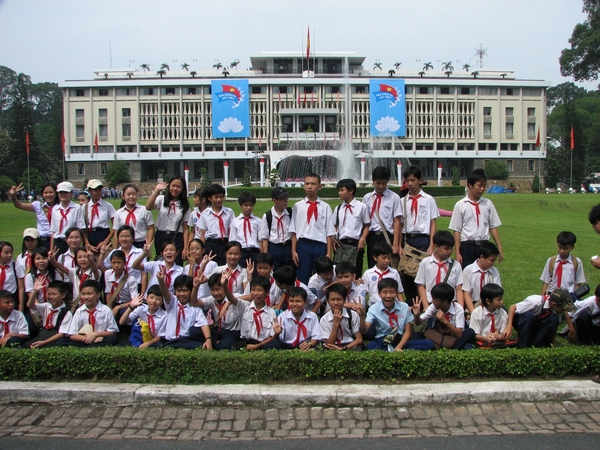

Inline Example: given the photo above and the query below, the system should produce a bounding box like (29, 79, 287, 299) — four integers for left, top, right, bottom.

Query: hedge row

(1, 346, 599, 384)
(226, 186, 465, 199)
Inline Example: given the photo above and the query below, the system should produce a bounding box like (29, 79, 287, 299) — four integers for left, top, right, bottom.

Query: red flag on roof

(94, 132, 99, 153)
(535, 128, 540, 148)
(61, 131, 66, 155)
(25, 130, 30, 155)
(570, 126, 574, 150)
(306, 27, 311, 65)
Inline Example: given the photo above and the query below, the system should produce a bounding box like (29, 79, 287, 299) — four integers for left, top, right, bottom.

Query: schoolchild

(230, 192, 261, 274)
(569, 284, 600, 345)
(186, 238, 218, 300)
(16, 228, 41, 283)
(360, 278, 434, 351)
(290, 173, 336, 284)
(399, 166, 440, 302)
(307, 256, 336, 309)
(189, 273, 241, 350)
(157, 271, 213, 349)
(49, 181, 86, 256)
(505, 288, 575, 349)
(78, 191, 90, 206)
(9, 182, 58, 250)
(187, 187, 210, 243)
(274, 287, 320, 350)
(56, 227, 85, 291)
(362, 242, 403, 305)
(461, 242, 501, 313)
(334, 261, 367, 310)
(204, 241, 248, 295)
(101, 226, 146, 294)
(362, 166, 402, 268)
(414, 230, 463, 310)
(540, 231, 585, 296)
(320, 283, 363, 350)
(50, 247, 100, 310)
(449, 169, 503, 268)
(84, 179, 116, 253)
(120, 287, 167, 348)
(0, 243, 19, 306)
(58, 280, 118, 347)
(469, 283, 508, 346)
(272, 265, 319, 313)
(132, 241, 183, 296)
(413, 282, 476, 350)
(25, 280, 72, 348)
(258, 186, 293, 269)
(103, 250, 139, 320)
(242, 253, 278, 307)
(113, 184, 155, 249)
(146, 176, 190, 266)
(25, 246, 59, 307)
(198, 183, 234, 266)
(221, 273, 281, 350)
(333, 178, 370, 278)
(0, 289, 29, 347)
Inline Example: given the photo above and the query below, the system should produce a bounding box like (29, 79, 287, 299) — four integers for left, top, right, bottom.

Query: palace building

(60, 51, 549, 186)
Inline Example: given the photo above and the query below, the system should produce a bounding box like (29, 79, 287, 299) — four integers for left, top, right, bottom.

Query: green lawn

(2, 192, 600, 307)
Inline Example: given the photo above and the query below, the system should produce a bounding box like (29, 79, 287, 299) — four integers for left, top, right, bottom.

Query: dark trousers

(53, 238, 69, 256)
(25, 328, 58, 348)
(155, 230, 185, 266)
(88, 228, 110, 248)
(205, 238, 228, 266)
(574, 310, 600, 345)
(246, 337, 284, 350)
(514, 312, 559, 348)
(268, 242, 293, 269)
(367, 336, 435, 351)
(453, 327, 476, 350)
(459, 241, 488, 269)
(1, 336, 26, 348)
(240, 248, 260, 278)
(163, 336, 205, 349)
(296, 238, 327, 285)
(57, 334, 119, 347)
(39, 237, 52, 251)
(366, 232, 394, 268)
(189, 326, 240, 350)
(133, 241, 145, 249)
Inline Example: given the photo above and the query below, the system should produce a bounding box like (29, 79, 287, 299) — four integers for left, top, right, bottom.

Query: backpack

(548, 256, 578, 281)
(265, 207, 293, 231)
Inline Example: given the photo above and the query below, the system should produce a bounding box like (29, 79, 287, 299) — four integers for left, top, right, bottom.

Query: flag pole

(25, 129, 31, 199)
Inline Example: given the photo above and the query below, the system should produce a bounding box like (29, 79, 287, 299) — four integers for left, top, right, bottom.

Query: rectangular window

(76, 125, 84, 138)
(330, 86, 340, 94)
(505, 107, 513, 116)
(161, 87, 178, 95)
(99, 124, 108, 137)
(418, 87, 432, 95)
(303, 86, 314, 94)
(100, 163, 108, 175)
(405, 86, 413, 94)
(527, 107, 535, 117)
(75, 109, 84, 118)
(183, 87, 197, 95)
(279, 86, 288, 94)
(501, 88, 519, 96)
(506, 160, 514, 172)
(77, 163, 85, 175)
(122, 123, 131, 137)
(99, 109, 108, 118)
(505, 122, 514, 135)
(523, 88, 542, 96)
(122, 108, 131, 117)
(140, 88, 155, 95)
(96, 89, 110, 96)
(438, 87, 454, 95)
(483, 107, 491, 116)
(460, 87, 474, 95)
(251, 86, 263, 94)
(527, 122, 536, 136)
(116, 88, 136, 96)
(478, 87, 497, 95)
(353, 86, 368, 94)
(483, 122, 492, 135)
(73, 89, 87, 97)
(527, 160, 535, 172)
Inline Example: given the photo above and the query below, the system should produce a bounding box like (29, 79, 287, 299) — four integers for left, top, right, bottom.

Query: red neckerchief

(125, 206, 137, 226)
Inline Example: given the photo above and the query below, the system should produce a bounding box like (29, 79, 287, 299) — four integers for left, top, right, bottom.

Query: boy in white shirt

(469, 283, 509, 346)
(307, 257, 335, 310)
(198, 184, 235, 266)
(570, 284, 600, 345)
(120, 287, 167, 348)
(230, 192, 261, 276)
(258, 187, 293, 269)
(461, 242, 501, 313)
(0, 290, 29, 348)
(320, 284, 363, 350)
(540, 231, 585, 296)
(274, 287, 320, 350)
(362, 242, 403, 305)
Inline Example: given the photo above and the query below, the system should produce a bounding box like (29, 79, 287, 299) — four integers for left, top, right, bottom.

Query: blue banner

(369, 79, 406, 137)
(212, 80, 250, 138)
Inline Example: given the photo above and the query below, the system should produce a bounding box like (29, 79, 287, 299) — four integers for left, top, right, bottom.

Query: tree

(373, 61, 382, 71)
(472, 71, 479, 78)
(532, 173, 541, 193)
(199, 166, 211, 188)
(190, 71, 197, 78)
(181, 63, 189, 71)
(451, 166, 460, 186)
(442, 61, 454, 72)
(4, 73, 34, 182)
(394, 62, 402, 70)
(222, 69, 230, 77)
(20, 167, 44, 194)
(242, 165, 252, 187)
(0, 66, 18, 130)
(484, 160, 509, 180)
(462, 63, 471, 72)
(0, 174, 15, 191)
(388, 69, 395, 77)
(160, 63, 170, 72)
(105, 160, 131, 185)
(560, 0, 600, 81)
(423, 62, 433, 71)
(140, 63, 150, 72)
(213, 61, 222, 71)
(157, 70, 166, 78)
(230, 59, 240, 70)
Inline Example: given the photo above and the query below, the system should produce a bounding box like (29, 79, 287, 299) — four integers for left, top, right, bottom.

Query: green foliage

(484, 160, 509, 180)
(226, 186, 465, 199)
(532, 174, 541, 193)
(105, 160, 130, 185)
(0, 346, 599, 384)
(20, 167, 44, 194)
(163, 173, 171, 183)
(451, 166, 460, 186)
(269, 168, 279, 186)
(199, 166, 211, 188)
(242, 165, 252, 187)
(0, 174, 15, 190)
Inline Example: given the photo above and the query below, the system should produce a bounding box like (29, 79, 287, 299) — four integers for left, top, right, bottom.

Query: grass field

(2, 192, 600, 307)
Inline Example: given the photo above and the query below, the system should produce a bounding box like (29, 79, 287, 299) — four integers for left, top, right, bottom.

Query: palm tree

(442, 61, 454, 73)
(213, 61, 222, 71)
(445, 70, 453, 78)
(230, 59, 240, 70)
(418, 71, 425, 78)
(160, 63, 170, 72)
(388, 69, 395, 77)
(462, 63, 471, 72)
(394, 62, 402, 70)
(127, 72, 133, 79)
(190, 71, 197, 78)
(423, 62, 433, 71)
(472, 71, 479, 79)
(140, 63, 150, 72)
(181, 63, 189, 71)
(222, 68, 230, 77)
(157, 70, 166, 78)
(373, 60, 382, 71)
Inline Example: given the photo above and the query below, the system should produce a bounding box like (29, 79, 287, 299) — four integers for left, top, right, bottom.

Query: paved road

(0, 400, 599, 441)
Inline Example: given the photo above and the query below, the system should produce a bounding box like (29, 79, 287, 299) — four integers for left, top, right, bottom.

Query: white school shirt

(230, 213, 261, 249)
(187, 260, 218, 299)
(259, 207, 292, 244)
(420, 301, 465, 329)
(142, 261, 184, 296)
(33, 302, 73, 333)
(362, 188, 402, 233)
(271, 280, 318, 309)
(128, 304, 167, 338)
(198, 206, 235, 239)
(307, 272, 337, 304)
(50, 202, 85, 239)
(242, 276, 279, 307)
(469, 305, 508, 336)
(202, 296, 241, 331)
(164, 294, 207, 340)
(0, 262, 18, 294)
(16, 252, 33, 279)
(448, 196, 502, 242)
(345, 282, 368, 309)
(333, 199, 370, 240)
(67, 268, 98, 303)
(58, 250, 76, 282)
(277, 309, 320, 345)
(362, 266, 403, 305)
(153, 195, 190, 233)
(289, 197, 336, 244)
(514, 294, 551, 316)
(31, 201, 54, 238)
(209, 265, 247, 295)
(401, 190, 440, 235)
(85, 198, 116, 229)
(320, 308, 361, 345)
(103, 247, 145, 285)
(104, 269, 139, 305)
(0, 310, 29, 337)
(539, 255, 585, 293)
(25, 271, 58, 303)
(414, 256, 463, 303)
(113, 204, 155, 242)
(188, 207, 204, 239)
(238, 300, 277, 341)
(460, 262, 501, 303)
(67, 302, 119, 335)
(572, 296, 600, 326)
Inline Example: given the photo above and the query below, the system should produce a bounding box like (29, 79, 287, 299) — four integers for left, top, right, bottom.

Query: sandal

(592, 375, 600, 384)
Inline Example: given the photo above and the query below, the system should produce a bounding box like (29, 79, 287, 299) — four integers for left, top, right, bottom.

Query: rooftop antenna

(474, 44, 487, 69)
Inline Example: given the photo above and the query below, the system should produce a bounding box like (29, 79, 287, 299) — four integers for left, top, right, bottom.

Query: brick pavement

(1, 401, 600, 441)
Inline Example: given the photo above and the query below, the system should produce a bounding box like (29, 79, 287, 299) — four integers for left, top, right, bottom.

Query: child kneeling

(320, 283, 363, 350)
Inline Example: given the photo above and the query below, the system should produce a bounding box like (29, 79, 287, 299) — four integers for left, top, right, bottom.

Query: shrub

(105, 160, 130, 185)
(484, 160, 509, 180)
(451, 166, 460, 186)
(242, 166, 252, 187)
(532, 174, 541, 193)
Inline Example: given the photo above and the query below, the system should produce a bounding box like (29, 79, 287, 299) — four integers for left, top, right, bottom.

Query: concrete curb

(1, 380, 600, 408)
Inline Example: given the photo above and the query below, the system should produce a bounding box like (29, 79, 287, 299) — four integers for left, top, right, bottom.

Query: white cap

(56, 181, 75, 193)
(23, 228, 40, 239)
(87, 179, 103, 189)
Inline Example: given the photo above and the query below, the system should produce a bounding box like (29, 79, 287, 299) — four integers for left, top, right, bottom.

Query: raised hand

(155, 182, 168, 192)
(272, 319, 282, 335)
(157, 266, 165, 282)
(411, 297, 422, 315)
(245, 259, 254, 275)
(130, 293, 144, 308)
(33, 276, 47, 292)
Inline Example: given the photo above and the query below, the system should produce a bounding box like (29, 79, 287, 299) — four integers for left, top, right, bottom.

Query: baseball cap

(56, 181, 75, 193)
(87, 179, 103, 190)
(549, 289, 576, 312)
(23, 228, 40, 239)
(271, 186, 289, 199)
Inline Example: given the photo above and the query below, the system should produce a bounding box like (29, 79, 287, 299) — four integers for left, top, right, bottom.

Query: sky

(0, 0, 596, 90)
